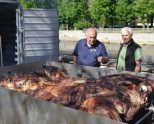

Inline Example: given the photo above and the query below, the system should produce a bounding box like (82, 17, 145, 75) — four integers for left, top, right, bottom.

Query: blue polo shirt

(73, 38, 108, 67)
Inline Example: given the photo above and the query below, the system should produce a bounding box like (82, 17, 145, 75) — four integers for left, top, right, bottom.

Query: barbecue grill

(0, 61, 154, 124)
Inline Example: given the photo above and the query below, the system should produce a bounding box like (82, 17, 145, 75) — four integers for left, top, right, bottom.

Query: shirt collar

(84, 39, 98, 48)
(83, 40, 93, 48)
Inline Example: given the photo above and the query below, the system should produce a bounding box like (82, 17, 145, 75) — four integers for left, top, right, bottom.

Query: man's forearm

(135, 60, 141, 72)
(135, 65, 141, 72)
(73, 56, 77, 64)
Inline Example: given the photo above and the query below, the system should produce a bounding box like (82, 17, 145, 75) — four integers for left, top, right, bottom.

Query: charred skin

(81, 96, 122, 122)
(0, 65, 154, 122)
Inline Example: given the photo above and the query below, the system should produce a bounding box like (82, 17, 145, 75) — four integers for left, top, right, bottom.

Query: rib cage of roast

(0, 65, 154, 123)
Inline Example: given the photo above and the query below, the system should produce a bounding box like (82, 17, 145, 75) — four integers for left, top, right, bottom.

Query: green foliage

(19, 0, 35, 8)
(57, 0, 78, 29)
(19, 0, 56, 8)
(133, 0, 154, 27)
(135, 0, 154, 17)
(57, 0, 90, 29)
(19, 0, 154, 29)
(74, 19, 92, 29)
(115, 0, 134, 26)
(89, 0, 110, 27)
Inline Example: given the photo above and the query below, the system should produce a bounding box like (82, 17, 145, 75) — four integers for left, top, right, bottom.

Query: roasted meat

(81, 96, 122, 121)
(0, 65, 154, 123)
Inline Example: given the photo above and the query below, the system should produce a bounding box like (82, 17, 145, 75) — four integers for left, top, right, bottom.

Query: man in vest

(116, 27, 142, 72)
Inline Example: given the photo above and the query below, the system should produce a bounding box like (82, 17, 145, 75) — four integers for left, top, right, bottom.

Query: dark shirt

(73, 38, 108, 67)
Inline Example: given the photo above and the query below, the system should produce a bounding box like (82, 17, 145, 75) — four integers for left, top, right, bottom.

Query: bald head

(86, 28, 97, 46)
(86, 28, 97, 36)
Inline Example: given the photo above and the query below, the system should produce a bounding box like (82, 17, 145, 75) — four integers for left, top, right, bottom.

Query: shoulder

(78, 38, 86, 42)
(135, 47, 142, 53)
(96, 40, 105, 47)
(128, 41, 141, 52)
(134, 42, 141, 48)
(131, 40, 141, 48)
(135, 48, 142, 60)
(77, 38, 86, 44)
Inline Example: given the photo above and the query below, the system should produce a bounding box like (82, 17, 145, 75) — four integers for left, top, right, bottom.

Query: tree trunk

(150, 16, 153, 28)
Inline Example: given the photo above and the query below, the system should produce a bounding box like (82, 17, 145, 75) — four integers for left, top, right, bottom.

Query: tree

(115, 0, 134, 27)
(57, 0, 91, 29)
(133, 0, 154, 28)
(57, 0, 78, 29)
(19, 0, 56, 8)
(108, 0, 117, 27)
(19, 0, 154, 29)
(89, 0, 111, 27)
(19, 0, 36, 8)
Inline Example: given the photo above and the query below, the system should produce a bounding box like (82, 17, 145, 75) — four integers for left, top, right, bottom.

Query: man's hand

(97, 56, 109, 64)
(97, 56, 103, 63)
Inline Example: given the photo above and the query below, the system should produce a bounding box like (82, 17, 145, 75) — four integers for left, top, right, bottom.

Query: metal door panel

(23, 9, 59, 63)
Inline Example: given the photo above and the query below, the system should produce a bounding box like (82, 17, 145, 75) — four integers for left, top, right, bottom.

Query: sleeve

(100, 44, 108, 57)
(72, 42, 78, 56)
(134, 47, 142, 61)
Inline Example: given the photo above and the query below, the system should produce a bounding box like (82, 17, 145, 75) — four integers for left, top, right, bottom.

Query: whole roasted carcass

(0, 65, 154, 123)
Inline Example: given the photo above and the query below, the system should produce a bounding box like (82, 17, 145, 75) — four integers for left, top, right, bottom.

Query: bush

(74, 20, 92, 30)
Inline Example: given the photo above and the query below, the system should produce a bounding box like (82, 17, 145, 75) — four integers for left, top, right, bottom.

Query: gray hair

(121, 27, 133, 35)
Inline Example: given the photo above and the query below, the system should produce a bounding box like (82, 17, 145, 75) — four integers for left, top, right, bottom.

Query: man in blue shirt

(73, 28, 109, 67)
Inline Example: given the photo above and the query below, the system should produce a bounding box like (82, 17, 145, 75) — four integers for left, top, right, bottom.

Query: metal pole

(0, 36, 3, 67)
(135, 110, 153, 124)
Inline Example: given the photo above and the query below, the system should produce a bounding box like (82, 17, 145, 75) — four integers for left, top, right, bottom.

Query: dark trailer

(0, 0, 59, 67)
(0, 0, 18, 66)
